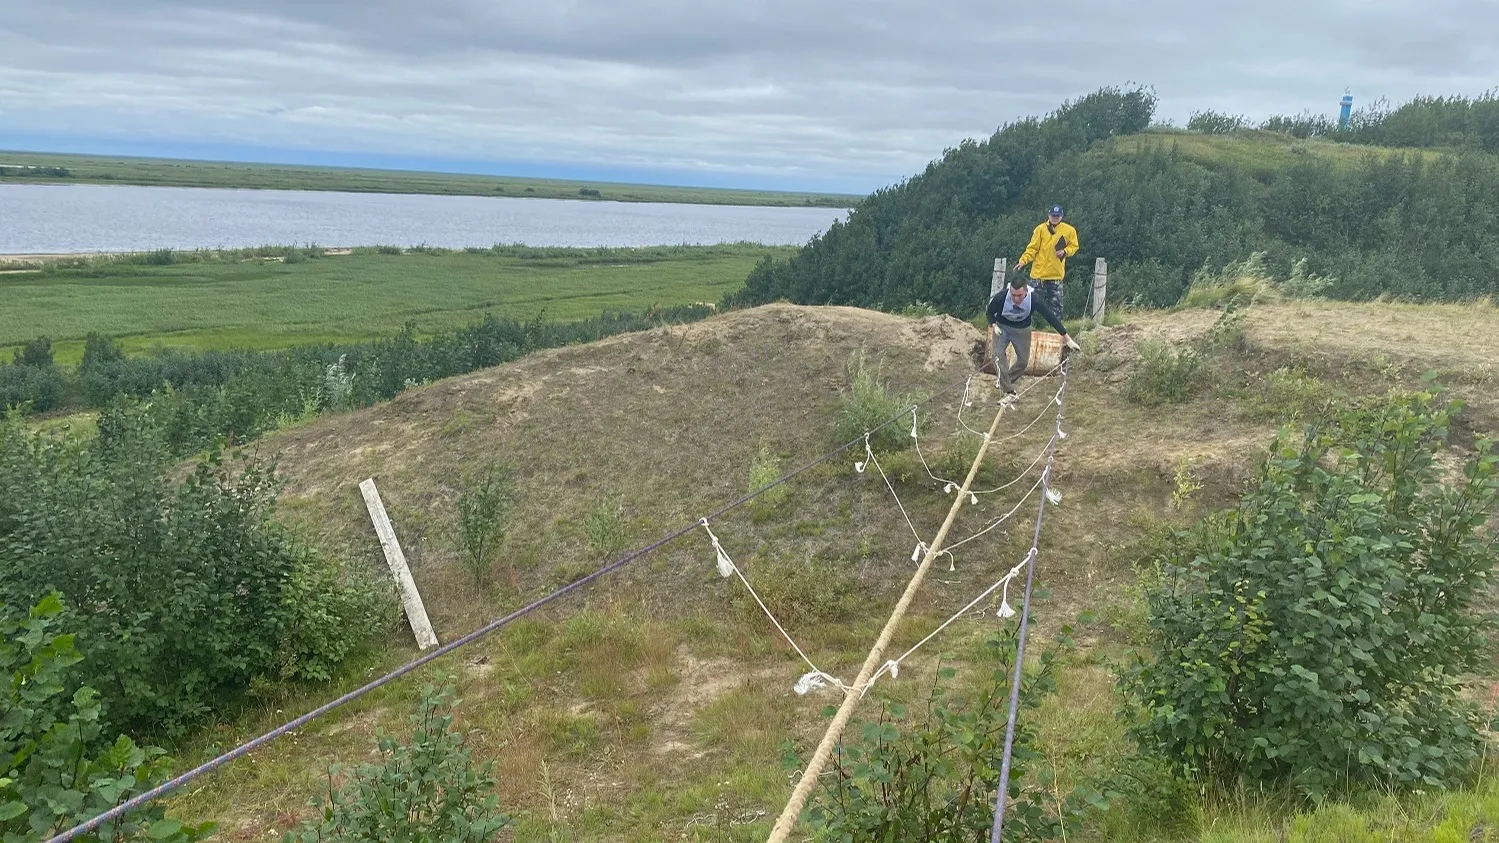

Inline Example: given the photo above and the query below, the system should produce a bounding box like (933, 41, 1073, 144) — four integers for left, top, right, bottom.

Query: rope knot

(794, 671, 836, 696)
(854, 433, 873, 473)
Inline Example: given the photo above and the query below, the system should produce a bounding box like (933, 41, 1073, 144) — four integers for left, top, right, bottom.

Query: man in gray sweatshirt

(987, 274, 1081, 402)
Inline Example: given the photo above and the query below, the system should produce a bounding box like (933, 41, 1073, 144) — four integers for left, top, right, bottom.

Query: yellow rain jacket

(1017, 220, 1079, 281)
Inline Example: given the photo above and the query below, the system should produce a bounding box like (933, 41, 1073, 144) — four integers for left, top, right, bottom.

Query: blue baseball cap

(1049, 204, 1064, 216)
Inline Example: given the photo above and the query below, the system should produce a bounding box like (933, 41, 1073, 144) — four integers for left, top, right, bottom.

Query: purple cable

(44, 367, 980, 843)
(990, 358, 1069, 843)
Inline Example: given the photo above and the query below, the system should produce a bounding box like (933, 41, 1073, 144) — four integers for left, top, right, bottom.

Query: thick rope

(990, 357, 1070, 842)
(765, 396, 1014, 843)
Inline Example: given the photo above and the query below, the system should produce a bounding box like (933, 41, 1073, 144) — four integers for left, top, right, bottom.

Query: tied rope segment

(765, 390, 1024, 843)
(766, 358, 1072, 843)
(42, 365, 987, 843)
(990, 356, 1071, 843)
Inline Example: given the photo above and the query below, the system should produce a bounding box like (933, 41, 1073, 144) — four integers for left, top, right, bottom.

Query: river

(0, 183, 849, 254)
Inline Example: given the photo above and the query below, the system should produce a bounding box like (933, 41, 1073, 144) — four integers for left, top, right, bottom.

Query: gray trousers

(993, 325, 1032, 393)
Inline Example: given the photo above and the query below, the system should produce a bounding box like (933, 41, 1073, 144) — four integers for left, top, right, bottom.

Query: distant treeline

(725, 87, 1499, 318)
(0, 165, 71, 177)
(2, 303, 713, 454)
(1195, 90, 1499, 151)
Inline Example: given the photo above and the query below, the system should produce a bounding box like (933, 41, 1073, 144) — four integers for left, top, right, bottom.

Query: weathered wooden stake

(359, 477, 439, 650)
(983, 258, 1008, 375)
(1091, 257, 1108, 327)
(990, 257, 1007, 300)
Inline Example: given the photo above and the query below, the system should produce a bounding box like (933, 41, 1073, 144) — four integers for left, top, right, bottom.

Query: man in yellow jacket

(1015, 204, 1079, 324)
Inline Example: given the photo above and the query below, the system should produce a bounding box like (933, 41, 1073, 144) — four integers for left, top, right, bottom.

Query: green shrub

(0, 362, 66, 413)
(747, 444, 790, 521)
(1187, 110, 1248, 134)
(736, 554, 860, 627)
(13, 336, 54, 368)
(800, 625, 1094, 841)
(455, 461, 517, 589)
(928, 430, 1000, 488)
(582, 496, 626, 556)
(1125, 339, 1206, 406)
(0, 408, 391, 736)
(1, 594, 215, 842)
(835, 351, 925, 453)
(1241, 367, 1337, 423)
(1122, 390, 1499, 798)
(284, 680, 511, 842)
(1280, 257, 1335, 299)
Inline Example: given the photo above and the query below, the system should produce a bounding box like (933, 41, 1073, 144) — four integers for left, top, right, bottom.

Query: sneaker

(1001, 391, 1018, 407)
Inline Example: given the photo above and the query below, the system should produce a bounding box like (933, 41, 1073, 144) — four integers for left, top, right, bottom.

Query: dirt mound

(258, 303, 991, 625)
(208, 299, 1498, 840)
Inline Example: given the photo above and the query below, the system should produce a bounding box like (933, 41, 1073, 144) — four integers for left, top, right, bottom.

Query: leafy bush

(737, 553, 860, 627)
(928, 429, 999, 488)
(747, 444, 790, 521)
(799, 626, 1093, 841)
(1187, 110, 1248, 134)
(455, 461, 516, 589)
(1125, 339, 1206, 406)
(0, 408, 392, 736)
(835, 351, 925, 453)
(1122, 391, 1499, 798)
(0, 362, 66, 413)
(13, 336, 55, 368)
(1239, 367, 1337, 423)
(1, 594, 215, 843)
(284, 680, 511, 842)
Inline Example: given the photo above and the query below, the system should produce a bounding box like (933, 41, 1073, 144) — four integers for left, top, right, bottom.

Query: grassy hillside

(0, 150, 861, 208)
(146, 297, 1498, 841)
(1107, 127, 1428, 177)
(730, 87, 1499, 318)
(0, 244, 789, 363)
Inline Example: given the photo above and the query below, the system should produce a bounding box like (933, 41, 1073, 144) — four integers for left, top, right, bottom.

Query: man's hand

(1055, 249, 1066, 259)
(1064, 336, 1081, 352)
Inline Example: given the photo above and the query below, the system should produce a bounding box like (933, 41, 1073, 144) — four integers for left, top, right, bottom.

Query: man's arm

(1017, 225, 1043, 267)
(987, 294, 1003, 325)
(1032, 294, 1068, 336)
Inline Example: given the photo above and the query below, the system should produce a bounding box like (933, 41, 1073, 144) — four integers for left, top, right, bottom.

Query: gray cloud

(2, 0, 1497, 192)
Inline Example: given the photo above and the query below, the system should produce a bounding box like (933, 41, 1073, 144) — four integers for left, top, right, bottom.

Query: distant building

(1339, 91, 1353, 129)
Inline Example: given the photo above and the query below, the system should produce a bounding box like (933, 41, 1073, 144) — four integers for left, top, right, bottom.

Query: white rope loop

(853, 433, 873, 473)
(700, 518, 852, 696)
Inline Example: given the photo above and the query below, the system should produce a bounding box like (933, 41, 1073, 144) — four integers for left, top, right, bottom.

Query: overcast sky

(2, 0, 1496, 193)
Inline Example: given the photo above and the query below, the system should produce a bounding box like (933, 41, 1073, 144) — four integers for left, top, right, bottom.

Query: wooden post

(1091, 257, 1108, 327)
(984, 258, 1007, 375)
(359, 478, 440, 650)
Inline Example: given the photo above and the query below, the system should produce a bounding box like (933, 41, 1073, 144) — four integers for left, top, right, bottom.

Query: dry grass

(166, 300, 1499, 840)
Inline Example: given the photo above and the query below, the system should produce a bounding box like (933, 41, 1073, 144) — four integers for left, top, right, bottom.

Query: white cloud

(2, 0, 1496, 192)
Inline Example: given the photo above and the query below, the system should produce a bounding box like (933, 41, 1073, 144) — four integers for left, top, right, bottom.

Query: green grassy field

(0, 150, 862, 208)
(0, 244, 786, 364)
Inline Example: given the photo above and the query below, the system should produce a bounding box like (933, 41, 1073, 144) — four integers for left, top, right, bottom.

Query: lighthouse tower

(1339, 90, 1353, 130)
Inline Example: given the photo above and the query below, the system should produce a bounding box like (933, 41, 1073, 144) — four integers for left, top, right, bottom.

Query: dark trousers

(1033, 280, 1063, 322)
